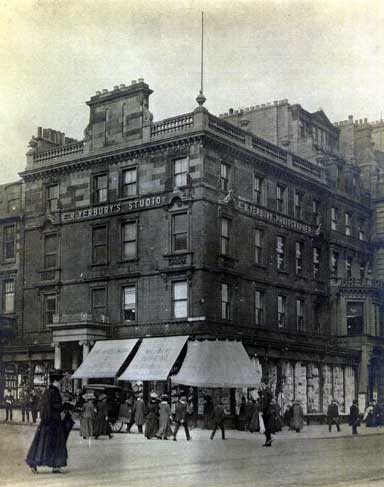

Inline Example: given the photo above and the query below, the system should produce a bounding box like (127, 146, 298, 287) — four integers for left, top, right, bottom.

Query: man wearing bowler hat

(26, 369, 71, 474)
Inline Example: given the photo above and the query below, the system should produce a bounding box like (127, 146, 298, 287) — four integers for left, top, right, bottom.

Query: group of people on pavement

(362, 400, 384, 427)
(78, 391, 113, 440)
(3, 388, 41, 423)
(118, 393, 191, 441)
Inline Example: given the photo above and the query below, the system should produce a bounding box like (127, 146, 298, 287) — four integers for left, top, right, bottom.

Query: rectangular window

(313, 247, 320, 279)
(122, 222, 137, 259)
(255, 290, 264, 326)
(276, 236, 285, 271)
(221, 218, 230, 255)
(254, 176, 264, 205)
(44, 294, 56, 327)
(360, 262, 366, 280)
(173, 281, 188, 318)
(277, 295, 286, 329)
(3, 280, 15, 314)
(220, 163, 229, 191)
(44, 234, 57, 269)
(221, 283, 231, 320)
(172, 213, 188, 252)
(122, 168, 137, 197)
(345, 213, 351, 236)
(47, 185, 59, 212)
(92, 226, 107, 264)
(346, 257, 352, 279)
(94, 174, 108, 203)
(331, 250, 339, 275)
(312, 200, 320, 225)
(276, 185, 286, 213)
(347, 302, 364, 336)
(123, 286, 136, 321)
(331, 207, 338, 231)
(254, 229, 263, 264)
(296, 299, 304, 331)
(295, 242, 303, 275)
(7, 198, 20, 213)
(294, 192, 303, 220)
(174, 158, 188, 187)
(92, 288, 106, 318)
(359, 229, 365, 241)
(3, 225, 15, 261)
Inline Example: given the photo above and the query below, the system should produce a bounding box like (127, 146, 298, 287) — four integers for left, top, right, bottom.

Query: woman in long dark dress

(145, 395, 159, 439)
(93, 393, 112, 439)
(26, 369, 70, 474)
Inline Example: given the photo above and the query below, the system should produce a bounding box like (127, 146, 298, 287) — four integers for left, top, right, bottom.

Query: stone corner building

(0, 80, 383, 415)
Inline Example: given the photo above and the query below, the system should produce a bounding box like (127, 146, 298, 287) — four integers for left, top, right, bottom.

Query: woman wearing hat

(93, 392, 113, 439)
(156, 394, 173, 440)
(25, 369, 69, 474)
(145, 393, 159, 439)
(80, 393, 96, 439)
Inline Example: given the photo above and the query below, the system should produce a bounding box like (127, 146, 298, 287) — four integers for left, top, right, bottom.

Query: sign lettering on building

(237, 199, 317, 236)
(61, 196, 163, 222)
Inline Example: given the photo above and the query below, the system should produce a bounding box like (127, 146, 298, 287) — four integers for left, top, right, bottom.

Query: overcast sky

(0, 0, 383, 184)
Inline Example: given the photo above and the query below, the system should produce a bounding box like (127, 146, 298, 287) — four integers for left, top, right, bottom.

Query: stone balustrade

(151, 113, 194, 137)
(32, 140, 84, 163)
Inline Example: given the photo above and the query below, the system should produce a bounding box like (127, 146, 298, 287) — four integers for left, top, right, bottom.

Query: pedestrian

(156, 394, 173, 440)
(238, 396, 247, 430)
(259, 382, 274, 446)
(290, 400, 304, 433)
(284, 405, 293, 429)
(210, 400, 226, 440)
(327, 399, 341, 432)
(145, 393, 159, 439)
(349, 399, 360, 435)
(248, 399, 260, 433)
(20, 389, 31, 422)
(363, 402, 374, 427)
(203, 394, 214, 429)
(127, 393, 146, 433)
(118, 398, 132, 433)
(25, 369, 70, 474)
(80, 394, 96, 439)
(93, 393, 112, 439)
(173, 396, 191, 441)
(4, 389, 15, 421)
(271, 398, 282, 432)
(29, 390, 39, 423)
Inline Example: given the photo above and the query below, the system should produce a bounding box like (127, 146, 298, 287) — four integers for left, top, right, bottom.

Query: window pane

(123, 222, 137, 241)
(94, 246, 106, 263)
(123, 242, 136, 259)
(93, 227, 106, 244)
(173, 214, 187, 234)
(45, 235, 57, 253)
(124, 287, 136, 306)
(174, 234, 187, 251)
(174, 282, 187, 300)
(175, 159, 187, 174)
(124, 168, 136, 184)
(45, 254, 56, 269)
(174, 301, 187, 318)
(221, 218, 229, 237)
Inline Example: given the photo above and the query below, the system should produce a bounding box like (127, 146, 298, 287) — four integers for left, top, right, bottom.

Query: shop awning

(71, 339, 139, 379)
(118, 335, 189, 382)
(171, 340, 258, 388)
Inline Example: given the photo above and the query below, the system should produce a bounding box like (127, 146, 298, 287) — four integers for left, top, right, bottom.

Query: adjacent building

(0, 80, 383, 415)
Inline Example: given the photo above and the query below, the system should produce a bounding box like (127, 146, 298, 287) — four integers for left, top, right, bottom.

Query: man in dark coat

(210, 400, 226, 440)
(127, 394, 146, 433)
(349, 399, 360, 435)
(259, 382, 274, 446)
(20, 390, 30, 422)
(29, 389, 40, 423)
(4, 390, 15, 421)
(173, 396, 191, 441)
(327, 399, 341, 432)
(25, 369, 70, 474)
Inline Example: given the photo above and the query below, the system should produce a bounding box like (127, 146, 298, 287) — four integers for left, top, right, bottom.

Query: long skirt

(156, 418, 173, 438)
(26, 420, 68, 468)
(145, 415, 159, 438)
(94, 413, 111, 437)
(80, 418, 94, 438)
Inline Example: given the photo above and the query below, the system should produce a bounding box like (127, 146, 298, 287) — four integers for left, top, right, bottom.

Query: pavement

(1, 411, 384, 487)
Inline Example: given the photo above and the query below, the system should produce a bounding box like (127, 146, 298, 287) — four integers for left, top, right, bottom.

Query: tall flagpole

(196, 11, 206, 107)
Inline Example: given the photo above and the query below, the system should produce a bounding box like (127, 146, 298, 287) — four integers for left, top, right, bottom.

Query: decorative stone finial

(196, 90, 206, 107)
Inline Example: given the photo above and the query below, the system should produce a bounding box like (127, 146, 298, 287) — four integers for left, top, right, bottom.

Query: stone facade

(0, 81, 383, 415)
